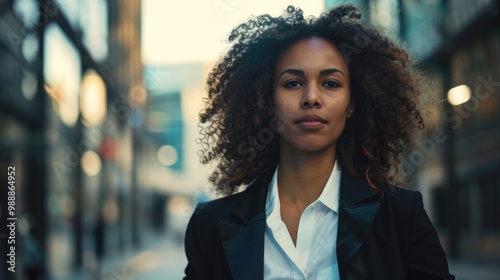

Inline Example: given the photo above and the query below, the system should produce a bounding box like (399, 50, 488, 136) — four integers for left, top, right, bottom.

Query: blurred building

(0, 0, 170, 279)
(328, 0, 500, 265)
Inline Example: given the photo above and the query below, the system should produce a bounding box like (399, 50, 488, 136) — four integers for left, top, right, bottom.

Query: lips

(295, 114, 327, 123)
(295, 114, 327, 129)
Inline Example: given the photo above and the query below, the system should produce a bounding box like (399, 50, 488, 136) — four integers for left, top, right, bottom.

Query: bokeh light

(448, 84, 471, 106)
(157, 145, 178, 166)
(81, 69, 107, 126)
(81, 150, 102, 176)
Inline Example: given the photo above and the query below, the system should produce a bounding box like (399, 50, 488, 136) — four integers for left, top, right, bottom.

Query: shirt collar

(265, 164, 279, 218)
(317, 160, 341, 213)
(265, 160, 341, 217)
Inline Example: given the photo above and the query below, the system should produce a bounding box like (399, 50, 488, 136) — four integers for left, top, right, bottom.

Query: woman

(184, 4, 455, 280)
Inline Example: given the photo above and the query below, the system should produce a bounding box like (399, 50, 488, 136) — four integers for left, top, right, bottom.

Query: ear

(347, 100, 355, 118)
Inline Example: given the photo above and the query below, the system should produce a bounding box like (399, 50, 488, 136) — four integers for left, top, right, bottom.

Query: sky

(141, 0, 325, 65)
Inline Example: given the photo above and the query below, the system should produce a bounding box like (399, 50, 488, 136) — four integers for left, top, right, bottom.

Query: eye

(323, 80, 341, 88)
(283, 80, 302, 88)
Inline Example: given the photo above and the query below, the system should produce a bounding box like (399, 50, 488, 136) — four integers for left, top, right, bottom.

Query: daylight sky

(141, 0, 324, 65)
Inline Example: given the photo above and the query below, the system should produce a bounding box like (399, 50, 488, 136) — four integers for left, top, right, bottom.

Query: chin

(288, 140, 336, 153)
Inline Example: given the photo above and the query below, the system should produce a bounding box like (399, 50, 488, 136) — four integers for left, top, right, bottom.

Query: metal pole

(441, 58, 460, 259)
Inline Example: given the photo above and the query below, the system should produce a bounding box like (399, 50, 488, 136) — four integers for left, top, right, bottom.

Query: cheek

(273, 106, 290, 132)
(333, 97, 352, 116)
(270, 96, 289, 132)
(272, 95, 292, 120)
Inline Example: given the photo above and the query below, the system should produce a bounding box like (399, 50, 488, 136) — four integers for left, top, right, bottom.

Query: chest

(279, 203, 305, 245)
(264, 205, 341, 279)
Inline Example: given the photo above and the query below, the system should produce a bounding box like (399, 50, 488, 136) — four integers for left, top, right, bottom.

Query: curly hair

(197, 4, 427, 195)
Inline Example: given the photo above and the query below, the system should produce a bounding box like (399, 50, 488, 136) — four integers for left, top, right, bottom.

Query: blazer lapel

(216, 167, 382, 280)
(216, 170, 273, 280)
(337, 169, 382, 280)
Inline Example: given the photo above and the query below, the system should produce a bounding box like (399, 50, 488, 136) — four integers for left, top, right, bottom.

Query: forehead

(275, 37, 349, 76)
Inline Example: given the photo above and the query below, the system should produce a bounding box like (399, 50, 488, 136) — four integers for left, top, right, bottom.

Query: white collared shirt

(264, 161, 341, 280)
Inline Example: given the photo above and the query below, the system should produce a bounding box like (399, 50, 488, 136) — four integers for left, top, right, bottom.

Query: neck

(277, 141, 336, 208)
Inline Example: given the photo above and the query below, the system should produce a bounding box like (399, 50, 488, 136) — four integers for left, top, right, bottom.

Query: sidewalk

(101, 231, 186, 280)
(449, 260, 500, 280)
(126, 233, 186, 280)
(64, 229, 186, 280)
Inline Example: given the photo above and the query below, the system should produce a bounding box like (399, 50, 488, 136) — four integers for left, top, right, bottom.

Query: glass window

(54, 0, 80, 29)
(79, 0, 108, 62)
(43, 23, 81, 127)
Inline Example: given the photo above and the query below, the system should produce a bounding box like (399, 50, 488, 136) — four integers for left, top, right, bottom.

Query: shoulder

(376, 183, 424, 213)
(376, 183, 454, 278)
(374, 183, 430, 239)
(192, 191, 244, 221)
(185, 192, 245, 250)
(372, 184, 424, 244)
(190, 170, 272, 225)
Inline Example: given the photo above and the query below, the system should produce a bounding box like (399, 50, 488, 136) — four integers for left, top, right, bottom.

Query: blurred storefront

(328, 0, 500, 265)
(0, 0, 170, 279)
(398, 0, 500, 264)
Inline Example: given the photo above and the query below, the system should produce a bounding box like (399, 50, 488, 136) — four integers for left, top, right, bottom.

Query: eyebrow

(279, 68, 345, 78)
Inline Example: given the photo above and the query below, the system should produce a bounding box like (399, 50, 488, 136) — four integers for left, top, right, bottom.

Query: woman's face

(271, 37, 354, 154)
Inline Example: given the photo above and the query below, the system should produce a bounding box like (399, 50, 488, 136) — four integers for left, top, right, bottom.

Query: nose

(301, 84, 321, 109)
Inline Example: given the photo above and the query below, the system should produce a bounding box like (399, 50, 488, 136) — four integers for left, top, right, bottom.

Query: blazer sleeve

(183, 204, 211, 280)
(407, 191, 455, 280)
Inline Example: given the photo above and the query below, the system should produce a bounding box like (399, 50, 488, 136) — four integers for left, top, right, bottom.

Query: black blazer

(184, 168, 455, 280)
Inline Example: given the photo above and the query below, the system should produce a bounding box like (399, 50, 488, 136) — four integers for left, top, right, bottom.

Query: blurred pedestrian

(184, 4, 455, 280)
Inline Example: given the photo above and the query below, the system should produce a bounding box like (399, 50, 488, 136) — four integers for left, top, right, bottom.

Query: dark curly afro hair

(197, 4, 428, 195)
